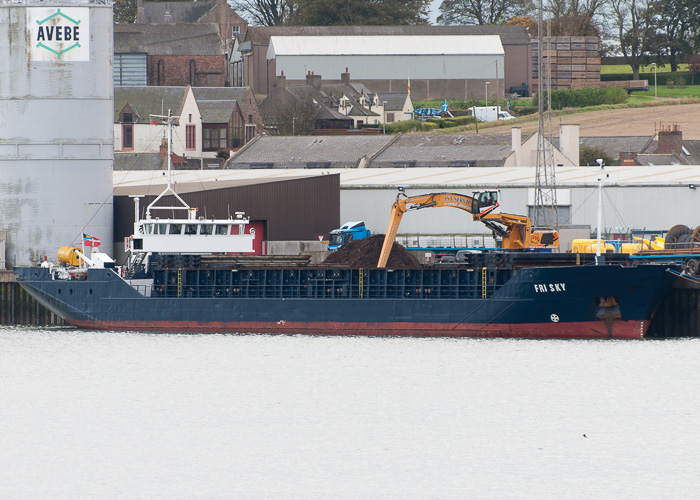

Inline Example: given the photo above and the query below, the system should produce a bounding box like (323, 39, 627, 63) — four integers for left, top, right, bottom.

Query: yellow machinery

(377, 190, 559, 268)
(57, 246, 86, 267)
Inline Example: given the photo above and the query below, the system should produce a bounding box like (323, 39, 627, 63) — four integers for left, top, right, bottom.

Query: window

(185, 224, 197, 235)
(169, 224, 182, 235)
(122, 124, 133, 150)
(186, 124, 196, 150)
(201, 224, 213, 235)
(232, 26, 240, 36)
(123, 112, 133, 123)
(202, 124, 227, 151)
(215, 225, 229, 235)
(386, 113, 395, 123)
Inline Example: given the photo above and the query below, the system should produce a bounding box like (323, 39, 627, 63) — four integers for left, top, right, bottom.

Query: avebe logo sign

(28, 7, 90, 62)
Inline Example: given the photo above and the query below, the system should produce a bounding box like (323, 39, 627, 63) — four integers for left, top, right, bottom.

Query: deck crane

(377, 189, 558, 268)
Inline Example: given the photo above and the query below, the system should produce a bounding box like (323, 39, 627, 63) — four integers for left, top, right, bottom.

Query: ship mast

(533, 0, 558, 230)
(145, 109, 191, 220)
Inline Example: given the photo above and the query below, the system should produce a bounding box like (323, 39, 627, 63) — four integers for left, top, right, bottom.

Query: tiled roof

(139, 1, 216, 23)
(244, 25, 530, 45)
(114, 152, 163, 171)
(377, 93, 408, 111)
(228, 135, 394, 168)
(114, 24, 224, 55)
(114, 87, 187, 122)
(192, 87, 248, 102)
(198, 100, 235, 123)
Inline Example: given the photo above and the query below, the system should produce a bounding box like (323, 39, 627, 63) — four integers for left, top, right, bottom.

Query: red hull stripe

(68, 320, 649, 339)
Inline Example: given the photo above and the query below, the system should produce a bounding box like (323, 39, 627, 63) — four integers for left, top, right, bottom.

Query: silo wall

(0, 1, 113, 267)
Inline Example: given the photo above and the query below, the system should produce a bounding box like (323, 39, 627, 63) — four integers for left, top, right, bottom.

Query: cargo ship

(14, 249, 678, 339)
(11, 114, 679, 339)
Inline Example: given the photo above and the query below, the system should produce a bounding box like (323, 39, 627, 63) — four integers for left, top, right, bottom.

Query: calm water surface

(1, 327, 699, 499)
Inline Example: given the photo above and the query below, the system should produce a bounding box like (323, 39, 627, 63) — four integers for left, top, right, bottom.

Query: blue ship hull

(14, 263, 677, 339)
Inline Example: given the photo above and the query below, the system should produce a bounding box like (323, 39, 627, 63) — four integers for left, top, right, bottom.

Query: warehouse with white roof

(266, 35, 505, 100)
(114, 165, 700, 251)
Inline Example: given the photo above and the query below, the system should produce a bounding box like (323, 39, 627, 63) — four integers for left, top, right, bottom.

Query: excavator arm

(377, 191, 498, 268)
(376, 190, 555, 268)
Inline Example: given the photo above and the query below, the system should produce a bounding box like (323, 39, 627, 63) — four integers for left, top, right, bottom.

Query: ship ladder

(126, 252, 147, 279)
(177, 269, 182, 298)
(481, 267, 488, 298)
(359, 269, 364, 298)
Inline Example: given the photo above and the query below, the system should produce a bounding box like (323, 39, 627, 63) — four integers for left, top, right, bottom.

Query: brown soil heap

(323, 234, 421, 268)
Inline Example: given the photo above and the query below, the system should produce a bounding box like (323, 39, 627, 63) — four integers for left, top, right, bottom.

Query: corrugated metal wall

(276, 54, 503, 80)
(113, 175, 340, 263)
(114, 53, 148, 87)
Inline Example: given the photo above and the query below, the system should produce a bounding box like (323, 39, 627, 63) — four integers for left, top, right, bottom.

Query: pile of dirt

(323, 234, 421, 268)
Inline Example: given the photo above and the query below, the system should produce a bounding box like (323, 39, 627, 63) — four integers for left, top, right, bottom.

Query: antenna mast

(534, 0, 558, 230)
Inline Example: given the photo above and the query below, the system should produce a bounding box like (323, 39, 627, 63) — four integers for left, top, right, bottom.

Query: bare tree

(544, 0, 604, 36)
(437, 0, 531, 25)
(607, 0, 661, 80)
(275, 99, 319, 135)
(230, 0, 300, 26)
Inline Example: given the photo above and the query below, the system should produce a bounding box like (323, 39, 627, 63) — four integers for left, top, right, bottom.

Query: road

(475, 101, 700, 139)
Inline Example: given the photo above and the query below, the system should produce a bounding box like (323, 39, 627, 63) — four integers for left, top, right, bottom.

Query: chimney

(277, 70, 286, 89)
(306, 72, 322, 89)
(559, 124, 580, 166)
(657, 124, 682, 155)
(619, 152, 638, 166)
(511, 127, 522, 166)
(341, 67, 350, 85)
(136, 0, 144, 23)
(159, 137, 168, 157)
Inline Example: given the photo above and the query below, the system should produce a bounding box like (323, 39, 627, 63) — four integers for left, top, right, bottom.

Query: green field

(601, 63, 690, 74)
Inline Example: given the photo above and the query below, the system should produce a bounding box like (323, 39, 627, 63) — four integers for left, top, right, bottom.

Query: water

(1, 327, 699, 499)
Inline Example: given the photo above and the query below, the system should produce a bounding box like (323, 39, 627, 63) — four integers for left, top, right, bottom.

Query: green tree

(579, 146, 613, 166)
(291, 0, 431, 25)
(114, 0, 137, 24)
(659, 0, 699, 72)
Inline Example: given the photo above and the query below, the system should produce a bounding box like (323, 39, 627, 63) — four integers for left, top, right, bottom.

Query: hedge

(531, 86, 628, 110)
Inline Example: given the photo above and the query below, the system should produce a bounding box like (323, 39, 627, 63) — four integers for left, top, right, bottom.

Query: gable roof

(114, 24, 224, 55)
(228, 135, 395, 168)
(370, 134, 513, 167)
(191, 87, 248, 102)
(139, 1, 217, 24)
(244, 25, 530, 46)
(377, 93, 409, 111)
(114, 87, 188, 122)
(198, 100, 237, 123)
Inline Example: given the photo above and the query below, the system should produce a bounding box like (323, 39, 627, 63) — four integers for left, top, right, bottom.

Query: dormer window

(123, 112, 134, 123)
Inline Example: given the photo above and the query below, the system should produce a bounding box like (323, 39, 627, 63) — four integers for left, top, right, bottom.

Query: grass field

(601, 63, 690, 74)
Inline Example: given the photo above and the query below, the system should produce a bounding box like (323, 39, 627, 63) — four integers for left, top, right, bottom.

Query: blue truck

(328, 221, 371, 250)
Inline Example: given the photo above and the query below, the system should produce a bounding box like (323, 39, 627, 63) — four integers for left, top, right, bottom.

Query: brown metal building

(113, 175, 340, 265)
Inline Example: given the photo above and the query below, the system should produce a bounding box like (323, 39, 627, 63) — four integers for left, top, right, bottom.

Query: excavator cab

(472, 190, 499, 215)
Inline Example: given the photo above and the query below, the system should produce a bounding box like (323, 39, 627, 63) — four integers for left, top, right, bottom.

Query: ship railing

(147, 268, 507, 300)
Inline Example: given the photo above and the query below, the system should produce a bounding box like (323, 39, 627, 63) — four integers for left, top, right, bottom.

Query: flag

(83, 233, 101, 247)
(407, 77, 411, 96)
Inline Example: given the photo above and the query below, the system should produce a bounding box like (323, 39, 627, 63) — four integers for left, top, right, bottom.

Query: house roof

(370, 134, 514, 167)
(191, 87, 248, 102)
(114, 87, 188, 122)
(243, 25, 530, 46)
(114, 152, 164, 171)
(139, 1, 217, 24)
(267, 35, 504, 57)
(198, 100, 236, 123)
(227, 135, 395, 168)
(377, 93, 409, 111)
(114, 23, 224, 55)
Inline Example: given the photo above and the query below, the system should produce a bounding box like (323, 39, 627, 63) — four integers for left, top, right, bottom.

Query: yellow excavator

(377, 189, 558, 268)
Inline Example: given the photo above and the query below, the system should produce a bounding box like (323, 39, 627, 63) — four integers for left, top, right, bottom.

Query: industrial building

(112, 165, 700, 254)
(240, 25, 531, 99)
(0, 0, 114, 267)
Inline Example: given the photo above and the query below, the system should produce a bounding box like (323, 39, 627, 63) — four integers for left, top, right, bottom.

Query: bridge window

(215, 225, 229, 235)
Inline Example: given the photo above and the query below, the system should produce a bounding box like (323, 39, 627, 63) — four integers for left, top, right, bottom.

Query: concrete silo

(0, 0, 113, 267)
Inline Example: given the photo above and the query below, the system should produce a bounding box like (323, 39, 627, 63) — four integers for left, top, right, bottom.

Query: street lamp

(651, 63, 657, 99)
(485, 82, 490, 107)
